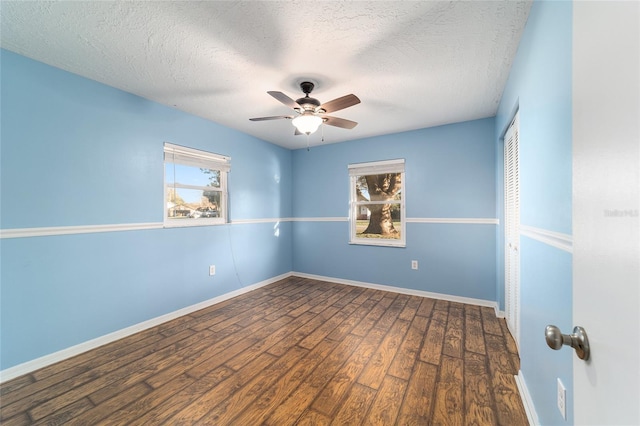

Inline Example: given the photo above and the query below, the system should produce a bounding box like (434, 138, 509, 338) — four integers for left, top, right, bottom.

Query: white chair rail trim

(520, 224, 573, 253)
(1, 217, 499, 239)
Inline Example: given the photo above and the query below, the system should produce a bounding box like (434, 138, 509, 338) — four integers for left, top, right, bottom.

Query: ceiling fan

(250, 81, 360, 136)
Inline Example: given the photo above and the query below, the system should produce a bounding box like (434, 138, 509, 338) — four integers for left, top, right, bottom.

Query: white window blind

(348, 159, 405, 176)
(163, 143, 230, 172)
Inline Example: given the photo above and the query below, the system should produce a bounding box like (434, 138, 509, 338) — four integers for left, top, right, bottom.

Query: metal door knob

(545, 325, 590, 361)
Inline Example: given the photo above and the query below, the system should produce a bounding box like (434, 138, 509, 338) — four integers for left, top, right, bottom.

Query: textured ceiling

(0, 1, 531, 149)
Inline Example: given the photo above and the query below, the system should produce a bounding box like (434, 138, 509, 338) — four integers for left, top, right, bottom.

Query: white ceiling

(0, 1, 531, 150)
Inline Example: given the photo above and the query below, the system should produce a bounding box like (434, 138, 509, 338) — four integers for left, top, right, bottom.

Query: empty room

(1, 1, 638, 425)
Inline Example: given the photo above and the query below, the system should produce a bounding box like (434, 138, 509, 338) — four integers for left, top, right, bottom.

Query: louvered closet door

(504, 112, 520, 347)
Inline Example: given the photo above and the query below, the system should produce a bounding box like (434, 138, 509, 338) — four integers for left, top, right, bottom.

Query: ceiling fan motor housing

(296, 97, 321, 111)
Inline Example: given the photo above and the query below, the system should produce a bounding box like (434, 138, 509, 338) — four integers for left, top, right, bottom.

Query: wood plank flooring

(0, 277, 528, 425)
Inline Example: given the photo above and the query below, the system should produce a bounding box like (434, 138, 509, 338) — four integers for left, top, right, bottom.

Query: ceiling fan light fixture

(292, 113, 323, 135)
(251, 82, 360, 138)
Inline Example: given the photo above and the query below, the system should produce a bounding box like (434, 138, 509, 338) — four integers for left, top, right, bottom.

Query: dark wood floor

(0, 276, 528, 425)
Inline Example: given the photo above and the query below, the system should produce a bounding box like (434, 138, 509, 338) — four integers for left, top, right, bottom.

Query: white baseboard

(515, 370, 539, 426)
(0, 272, 293, 383)
(292, 272, 499, 311)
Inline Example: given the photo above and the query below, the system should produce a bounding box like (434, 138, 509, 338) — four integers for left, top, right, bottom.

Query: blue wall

(496, 1, 573, 424)
(1, 51, 501, 371)
(0, 50, 293, 370)
(292, 119, 498, 301)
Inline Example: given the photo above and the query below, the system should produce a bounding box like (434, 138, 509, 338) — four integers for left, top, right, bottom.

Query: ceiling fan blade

(249, 115, 294, 121)
(319, 94, 361, 114)
(268, 91, 301, 110)
(322, 115, 358, 129)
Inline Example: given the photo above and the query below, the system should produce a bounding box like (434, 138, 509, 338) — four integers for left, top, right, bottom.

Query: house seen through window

(164, 143, 230, 226)
(349, 159, 405, 247)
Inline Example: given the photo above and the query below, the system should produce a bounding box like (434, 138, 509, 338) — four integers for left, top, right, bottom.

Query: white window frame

(163, 142, 230, 227)
(348, 159, 406, 247)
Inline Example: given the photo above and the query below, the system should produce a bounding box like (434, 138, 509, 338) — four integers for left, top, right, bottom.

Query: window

(349, 159, 405, 247)
(164, 143, 230, 226)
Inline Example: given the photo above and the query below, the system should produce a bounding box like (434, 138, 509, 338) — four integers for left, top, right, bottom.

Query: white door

(504, 112, 521, 347)
(573, 2, 639, 424)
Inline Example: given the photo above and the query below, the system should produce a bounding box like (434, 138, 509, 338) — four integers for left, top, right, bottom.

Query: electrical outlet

(557, 378, 566, 420)
(411, 260, 418, 270)
(209, 265, 216, 276)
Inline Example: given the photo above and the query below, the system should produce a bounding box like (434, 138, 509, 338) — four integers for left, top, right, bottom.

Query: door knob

(545, 325, 590, 361)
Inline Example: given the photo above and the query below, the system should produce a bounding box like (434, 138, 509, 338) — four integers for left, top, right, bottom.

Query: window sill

(163, 219, 226, 228)
(349, 239, 406, 248)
